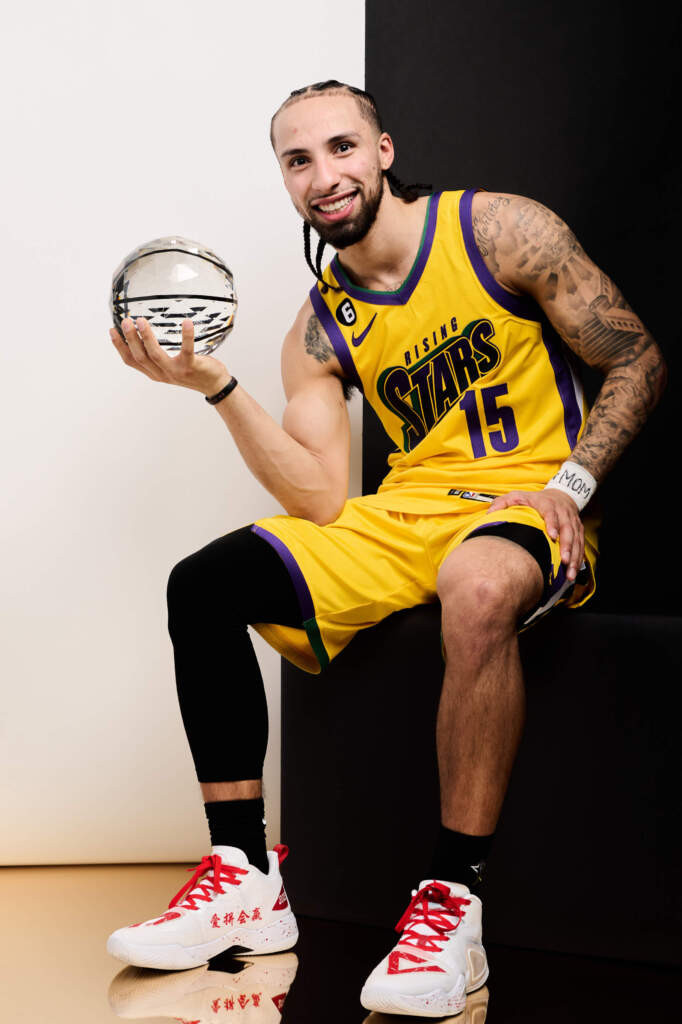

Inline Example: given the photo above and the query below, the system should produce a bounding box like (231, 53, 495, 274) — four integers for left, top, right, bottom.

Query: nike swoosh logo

(351, 313, 377, 347)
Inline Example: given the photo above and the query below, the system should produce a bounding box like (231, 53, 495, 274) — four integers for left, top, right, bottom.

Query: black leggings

(167, 525, 300, 782)
(168, 520, 553, 782)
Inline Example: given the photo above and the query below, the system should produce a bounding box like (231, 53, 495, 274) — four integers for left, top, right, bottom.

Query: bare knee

(437, 536, 543, 652)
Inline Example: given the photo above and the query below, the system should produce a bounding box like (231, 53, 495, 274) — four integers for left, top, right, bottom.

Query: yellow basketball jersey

(309, 189, 590, 513)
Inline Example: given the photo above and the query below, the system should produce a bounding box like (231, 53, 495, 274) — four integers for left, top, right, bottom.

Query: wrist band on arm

(544, 460, 597, 511)
(205, 377, 238, 405)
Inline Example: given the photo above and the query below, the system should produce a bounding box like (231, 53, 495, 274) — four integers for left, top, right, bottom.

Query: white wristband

(544, 460, 597, 511)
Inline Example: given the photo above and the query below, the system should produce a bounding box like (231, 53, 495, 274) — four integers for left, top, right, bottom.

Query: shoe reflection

(108, 950, 298, 1021)
(362, 983, 489, 1023)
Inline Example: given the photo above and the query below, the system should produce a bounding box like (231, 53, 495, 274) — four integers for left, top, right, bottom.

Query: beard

(306, 169, 385, 250)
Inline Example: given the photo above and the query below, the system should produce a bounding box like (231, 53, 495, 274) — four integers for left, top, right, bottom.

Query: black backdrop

(281, 0, 681, 962)
(364, 0, 680, 614)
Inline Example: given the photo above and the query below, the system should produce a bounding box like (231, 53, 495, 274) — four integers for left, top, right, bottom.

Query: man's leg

(432, 533, 544, 882)
(107, 524, 302, 970)
(166, 525, 302, 870)
(361, 533, 544, 1016)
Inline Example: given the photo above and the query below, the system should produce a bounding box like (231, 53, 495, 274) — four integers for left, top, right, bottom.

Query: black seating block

(281, 608, 682, 965)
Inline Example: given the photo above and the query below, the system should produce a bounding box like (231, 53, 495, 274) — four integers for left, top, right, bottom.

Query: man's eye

(290, 156, 308, 168)
(337, 142, 353, 153)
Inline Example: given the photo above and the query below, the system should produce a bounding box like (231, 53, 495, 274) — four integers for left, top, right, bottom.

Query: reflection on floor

(0, 863, 676, 1023)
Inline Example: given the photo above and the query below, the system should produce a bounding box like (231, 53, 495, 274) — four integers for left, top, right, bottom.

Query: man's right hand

(110, 316, 230, 398)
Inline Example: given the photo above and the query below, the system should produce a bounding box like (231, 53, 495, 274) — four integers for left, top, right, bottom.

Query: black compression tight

(166, 525, 301, 783)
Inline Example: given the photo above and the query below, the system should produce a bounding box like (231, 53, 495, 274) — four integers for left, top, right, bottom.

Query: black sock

(429, 826, 495, 891)
(203, 797, 269, 874)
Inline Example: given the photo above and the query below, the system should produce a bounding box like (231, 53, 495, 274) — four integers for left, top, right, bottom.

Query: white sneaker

(362, 983, 489, 1023)
(108, 951, 299, 1021)
(360, 879, 489, 1018)
(107, 844, 298, 970)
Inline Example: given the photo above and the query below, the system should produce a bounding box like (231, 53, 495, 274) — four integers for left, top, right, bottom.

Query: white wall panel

(0, 0, 364, 863)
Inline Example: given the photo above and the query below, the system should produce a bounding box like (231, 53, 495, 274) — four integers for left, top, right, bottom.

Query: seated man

(106, 80, 665, 1017)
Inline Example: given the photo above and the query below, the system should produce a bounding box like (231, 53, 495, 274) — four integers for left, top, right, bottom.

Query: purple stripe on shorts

(539, 318, 583, 449)
(330, 192, 442, 306)
(309, 285, 364, 393)
(250, 525, 315, 621)
(546, 562, 568, 599)
(459, 189, 538, 321)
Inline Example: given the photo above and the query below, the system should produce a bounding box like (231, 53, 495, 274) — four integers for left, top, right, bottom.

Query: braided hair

(273, 80, 431, 292)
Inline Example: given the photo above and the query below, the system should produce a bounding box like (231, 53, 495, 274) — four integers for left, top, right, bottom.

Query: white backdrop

(0, 0, 364, 864)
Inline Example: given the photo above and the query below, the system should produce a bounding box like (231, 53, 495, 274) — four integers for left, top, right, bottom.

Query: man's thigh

(250, 499, 437, 673)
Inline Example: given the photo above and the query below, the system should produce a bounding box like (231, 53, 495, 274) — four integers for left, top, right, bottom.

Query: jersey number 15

(460, 384, 519, 458)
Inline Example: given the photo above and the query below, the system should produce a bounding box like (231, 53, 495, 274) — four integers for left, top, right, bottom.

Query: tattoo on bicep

(513, 201, 589, 290)
(511, 199, 655, 368)
(304, 314, 333, 363)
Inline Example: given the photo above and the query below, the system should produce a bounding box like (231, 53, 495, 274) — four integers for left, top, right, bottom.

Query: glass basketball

(110, 236, 237, 356)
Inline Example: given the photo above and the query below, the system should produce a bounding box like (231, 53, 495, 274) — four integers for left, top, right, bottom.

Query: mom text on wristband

(205, 377, 238, 405)
(544, 460, 597, 511)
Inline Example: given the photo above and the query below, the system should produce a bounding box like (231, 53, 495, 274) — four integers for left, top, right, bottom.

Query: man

(107, 81, 666, 1017)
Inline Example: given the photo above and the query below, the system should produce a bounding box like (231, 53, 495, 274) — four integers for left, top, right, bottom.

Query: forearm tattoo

(304, 314, 334, 363)
(475, 195, 667, 482)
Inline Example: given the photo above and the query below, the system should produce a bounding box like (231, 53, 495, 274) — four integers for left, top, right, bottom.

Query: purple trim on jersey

(309, 284, 364, 393)
(539, 318, 583, 448)
(250, 525, 314, 621)
(329, 192, 442, 306)
(459, 188, 538, 321)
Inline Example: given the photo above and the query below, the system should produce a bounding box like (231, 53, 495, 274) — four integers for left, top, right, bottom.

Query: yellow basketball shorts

(250, 494, 598, 674)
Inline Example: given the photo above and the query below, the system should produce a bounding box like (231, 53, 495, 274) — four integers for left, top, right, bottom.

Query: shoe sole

(107, 913, 299, 970)
(360, 968, 489, 1018)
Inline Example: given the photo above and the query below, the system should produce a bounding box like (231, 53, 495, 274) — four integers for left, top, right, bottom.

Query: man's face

(272, 93, 393, 249)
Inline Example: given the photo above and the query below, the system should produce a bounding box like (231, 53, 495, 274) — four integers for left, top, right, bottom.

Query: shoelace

(168, 854, 248, 911)
(395, 881, 471, 954)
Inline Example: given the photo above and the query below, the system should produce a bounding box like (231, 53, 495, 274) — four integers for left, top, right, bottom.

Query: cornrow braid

(384, 169, 433, 203)
(315, 235, 332, 292)
(302, 221, 341, 295)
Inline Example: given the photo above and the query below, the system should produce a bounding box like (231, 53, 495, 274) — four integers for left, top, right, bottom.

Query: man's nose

(311, 156, 341, 195)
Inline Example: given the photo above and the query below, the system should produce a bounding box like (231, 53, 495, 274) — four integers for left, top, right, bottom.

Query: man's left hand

(487, 489, 584, 581)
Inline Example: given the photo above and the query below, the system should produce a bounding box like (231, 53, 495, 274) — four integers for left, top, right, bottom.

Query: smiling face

(271, 92, 394, 249)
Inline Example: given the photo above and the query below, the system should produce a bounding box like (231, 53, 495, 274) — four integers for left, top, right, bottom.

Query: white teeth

(318, 194, 354, 213)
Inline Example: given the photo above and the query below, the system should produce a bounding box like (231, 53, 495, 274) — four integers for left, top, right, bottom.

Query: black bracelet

(205, 376, 238, 405)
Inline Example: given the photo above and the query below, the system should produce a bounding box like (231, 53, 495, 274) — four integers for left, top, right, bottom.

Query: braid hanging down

(302, 221, 340, 295)
(384, 169, 433, 203)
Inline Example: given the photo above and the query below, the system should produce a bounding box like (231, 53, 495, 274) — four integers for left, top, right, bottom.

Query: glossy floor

(0, 864, 676, 1023)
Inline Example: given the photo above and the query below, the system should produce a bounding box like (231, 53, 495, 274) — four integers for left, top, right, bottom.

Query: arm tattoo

(474, 195, 667, 482)
(472, 195, 512, 272)
(304, 313, 356, 401)
(304, 314, 334, 363)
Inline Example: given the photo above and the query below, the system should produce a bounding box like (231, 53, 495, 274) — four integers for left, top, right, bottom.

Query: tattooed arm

(209, 297, 352, 524)
(470, 191, 667, 577)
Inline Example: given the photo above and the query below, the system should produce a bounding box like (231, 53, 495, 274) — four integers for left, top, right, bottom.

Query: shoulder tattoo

(472, 195, 511, 271)
(304, 314, 334, 364)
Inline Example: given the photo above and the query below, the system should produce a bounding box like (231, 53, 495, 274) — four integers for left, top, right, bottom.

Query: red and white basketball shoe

(360, 879, 489, 1018)
(107, 845, 298, 971)
(362, 983, 490, 1023)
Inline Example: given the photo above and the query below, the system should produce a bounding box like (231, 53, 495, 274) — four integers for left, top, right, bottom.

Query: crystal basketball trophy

(110, 236, 237, 356)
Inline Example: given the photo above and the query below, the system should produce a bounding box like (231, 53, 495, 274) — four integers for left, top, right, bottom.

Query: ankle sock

(429, 825, 495, 891)
(203, 796, 269, 874)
